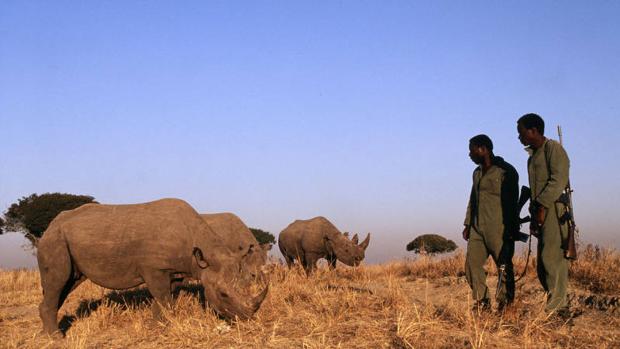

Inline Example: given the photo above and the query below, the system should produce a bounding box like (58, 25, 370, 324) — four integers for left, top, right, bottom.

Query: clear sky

(1, 1, 619, 267)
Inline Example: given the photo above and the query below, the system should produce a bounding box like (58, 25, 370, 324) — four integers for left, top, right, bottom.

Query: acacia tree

(2, 193, 97, 244)
(0, 216, 4, 234)
(406, 234, 457, 255)
(249, 227, 276, 245)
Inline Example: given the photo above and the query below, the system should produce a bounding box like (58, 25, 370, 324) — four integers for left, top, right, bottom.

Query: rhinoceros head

(237, 243, 272, 284)
(192, 247, 269, 320)
(326, 233, 370, 266)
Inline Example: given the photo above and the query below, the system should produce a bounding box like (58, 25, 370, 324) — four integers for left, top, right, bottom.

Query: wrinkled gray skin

(36, 199, 268, 336)
(278, 216, 370, 274)
(200, 213, 272, 284)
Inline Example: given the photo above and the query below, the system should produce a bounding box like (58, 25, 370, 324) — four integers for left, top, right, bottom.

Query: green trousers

(537, 206, 569, 312)
(466, 227, 515, 304)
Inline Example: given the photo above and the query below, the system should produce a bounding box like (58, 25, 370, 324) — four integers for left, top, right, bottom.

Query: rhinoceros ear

(193, 247, 209, 269)
(359, 233, 370, 250)
(351, 233, 359, 244)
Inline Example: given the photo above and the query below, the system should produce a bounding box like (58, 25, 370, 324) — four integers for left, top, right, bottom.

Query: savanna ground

(1, 244, 618, 348)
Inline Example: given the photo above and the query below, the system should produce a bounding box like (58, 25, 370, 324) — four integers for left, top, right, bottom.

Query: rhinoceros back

(279, 216, 340, 259)
(201, 213, 257, 250)
(39, 198, 210, 289)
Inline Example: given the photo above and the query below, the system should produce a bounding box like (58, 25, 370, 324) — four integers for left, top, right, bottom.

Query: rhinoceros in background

(36, 199, 268, 336)
(200, 213, 272, 282)
(278, 216, 370, 274)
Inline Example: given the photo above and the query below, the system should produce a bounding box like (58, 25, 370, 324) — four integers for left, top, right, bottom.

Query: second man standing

(464, 134, 520, 311)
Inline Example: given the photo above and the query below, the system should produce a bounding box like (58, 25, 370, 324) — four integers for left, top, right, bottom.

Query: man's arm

(463, 172, 476, 240)
(535, 142, 570, 208)
(464, 185, 474, 227)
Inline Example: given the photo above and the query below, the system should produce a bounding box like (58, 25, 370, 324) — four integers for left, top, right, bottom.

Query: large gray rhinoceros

(36, 198, 268, 336)
(200, 213, 272, 282)
(278, 216, 370, 274)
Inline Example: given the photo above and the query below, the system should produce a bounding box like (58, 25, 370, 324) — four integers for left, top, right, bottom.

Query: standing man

(517, 113, 570, 316)
(463, 135, 519, 312)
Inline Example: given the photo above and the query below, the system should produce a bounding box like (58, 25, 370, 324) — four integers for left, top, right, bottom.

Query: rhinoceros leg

(303, 253, 320, 275)
(170, 278, 185, 294)
(142, 269, 173, 321)
(283, 254, 295, 268)
(38, 241, 73, 335)
(327, 255, 337, 270)
(59, 272, 87, 310)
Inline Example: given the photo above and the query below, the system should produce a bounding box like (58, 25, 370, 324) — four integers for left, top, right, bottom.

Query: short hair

(469, 134, 493, 151)
(517, 113, 545, 135)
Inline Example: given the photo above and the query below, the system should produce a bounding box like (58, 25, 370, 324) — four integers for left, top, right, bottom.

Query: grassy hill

(1, 245, 618, 348)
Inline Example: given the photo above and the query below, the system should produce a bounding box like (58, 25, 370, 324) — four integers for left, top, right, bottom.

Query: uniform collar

(525, 138, 548, 156)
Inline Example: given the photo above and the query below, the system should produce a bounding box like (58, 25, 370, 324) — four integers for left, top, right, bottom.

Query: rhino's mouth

(201, 276, 269, 320)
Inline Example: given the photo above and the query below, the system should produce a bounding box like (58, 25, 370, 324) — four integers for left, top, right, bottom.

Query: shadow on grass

(59, 282, 205, 334)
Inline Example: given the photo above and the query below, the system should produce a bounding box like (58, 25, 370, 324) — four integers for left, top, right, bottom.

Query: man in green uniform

(463, 135, 519, 311)
(517, 113, 570, 315)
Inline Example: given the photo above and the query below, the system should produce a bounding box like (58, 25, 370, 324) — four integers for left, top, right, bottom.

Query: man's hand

(529, 222, 540, 238)
(535, 205, 546, 226)
(528, 202, 546, 238)
(462, 225, 470, 241)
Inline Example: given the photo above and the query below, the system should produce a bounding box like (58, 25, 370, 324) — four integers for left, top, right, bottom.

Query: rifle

(512, 185, 532, 280)
(514, 186, 531, 242)
(557, 125, 578, 260)
(502, 185, 531, 285)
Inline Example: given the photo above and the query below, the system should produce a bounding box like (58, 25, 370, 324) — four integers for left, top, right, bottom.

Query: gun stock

(564, 224, 577, 260)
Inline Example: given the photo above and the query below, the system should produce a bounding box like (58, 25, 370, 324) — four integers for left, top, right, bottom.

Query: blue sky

(1, 1, 619, 266)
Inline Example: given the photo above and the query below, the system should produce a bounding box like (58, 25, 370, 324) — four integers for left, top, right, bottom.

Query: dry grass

(1, 248, 619, 348)
(570, 244, 620, 294)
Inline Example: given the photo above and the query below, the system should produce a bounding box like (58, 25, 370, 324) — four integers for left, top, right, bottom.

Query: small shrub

(249, 227, 276, 245)
(406, 234, 457, 255)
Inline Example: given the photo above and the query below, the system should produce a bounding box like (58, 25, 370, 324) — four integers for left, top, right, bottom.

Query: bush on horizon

(406, 234, 457, 255)
(2, 193, 97, 243)
(249, 227, 276, 245)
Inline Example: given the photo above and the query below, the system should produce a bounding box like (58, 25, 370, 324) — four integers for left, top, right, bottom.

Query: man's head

(517, 113, 545, 146)
(469, 134, 493, 165)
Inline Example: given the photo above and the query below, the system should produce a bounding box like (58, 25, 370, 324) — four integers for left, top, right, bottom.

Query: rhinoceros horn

(194, 246, 269, 320)
(249, 283, 270, 313)
(359, 233, 370, 250)
(201, 275, 269, 320)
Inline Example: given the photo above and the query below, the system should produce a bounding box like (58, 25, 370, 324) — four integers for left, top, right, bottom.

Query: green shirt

(465, 156, 519, 239)
(527, 139, 570, 209)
